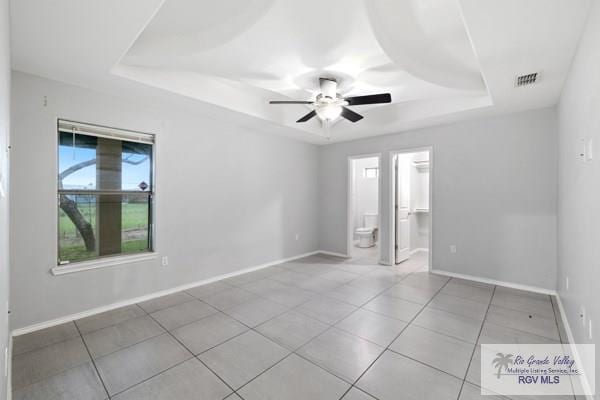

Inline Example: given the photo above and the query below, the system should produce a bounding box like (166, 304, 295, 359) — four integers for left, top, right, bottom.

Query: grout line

(9, 330, 82, 358)
(386, 348, 475, 382)
(219, 261, 428, 396)
(482, 302, 557, 320)
(480, 317, 562, 343)
(549, 295, 577, 400)
(182, 316, 252, 356)
(106, 306, 237, 398)
(78, 319, 170, 361)
(6, 256, 398, 398)
(229, 351, 297, 396)
(108, 356, 194, 398)
(456, 285, 496, 400)
(10, 334, 109, 396)
(15, 255, 526, 400)
(142, 292, 308, 400)
(94, 296, 227, 398)
(199, 301, 340, 393)
(138, 295, 201, 314)
(12, 252, 328, 338)
(75, 304, 147, 336)
(100, 305, 195, 398)
(195, 356, 243, 399)
(215, 257, 362, 386)
(10, 302, 152, 359)
(73, 320, 112, 400)
(81, 315, 167, 358)
(292, 350, 365, 390)
(335, 266, 451, 400)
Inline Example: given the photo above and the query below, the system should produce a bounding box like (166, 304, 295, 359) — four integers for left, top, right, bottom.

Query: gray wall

(9, 71, 561, 333)
(319, 108, 558, 290)
(557, 0, 599, 385)
(0, 0, 10, 397)
(10, 72, 319, 330)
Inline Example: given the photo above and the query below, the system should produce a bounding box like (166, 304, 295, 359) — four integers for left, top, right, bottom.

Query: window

(364, 167, 378, 179)
(57, 120, 154, 264)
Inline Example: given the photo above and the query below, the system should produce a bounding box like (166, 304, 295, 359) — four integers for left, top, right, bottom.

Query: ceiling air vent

(515, 73, 539, 87)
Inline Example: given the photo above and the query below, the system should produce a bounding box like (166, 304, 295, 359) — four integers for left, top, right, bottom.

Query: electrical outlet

(449, 245, 457, 254)
(589, 319, 593, 340)
(161, 256, 169, 267)
(565, 276, 569, 291)
(295, 233, 300, 241)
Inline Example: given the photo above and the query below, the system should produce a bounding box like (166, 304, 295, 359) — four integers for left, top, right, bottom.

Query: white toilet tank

(363, 213, 378, 228)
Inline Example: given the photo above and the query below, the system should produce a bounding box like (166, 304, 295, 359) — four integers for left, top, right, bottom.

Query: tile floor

(11, 251, 574, 400)
(349, 243, 379, 264)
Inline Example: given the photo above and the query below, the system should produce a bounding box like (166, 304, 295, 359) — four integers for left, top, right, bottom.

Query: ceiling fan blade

(269, 100, 313, 104)
(345, 93, 392, 106)
(296, 110, 317, 123)
(341, 107, 364, 123)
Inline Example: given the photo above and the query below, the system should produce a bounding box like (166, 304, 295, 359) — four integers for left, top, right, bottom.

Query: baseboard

(11, 250, 321, 337)
(410, 248, 429, 255)
(433, 269, 593, 397)
(555, 295, 595, 399)
(317, 250, 350, 258)
(430, 268, 557, 295)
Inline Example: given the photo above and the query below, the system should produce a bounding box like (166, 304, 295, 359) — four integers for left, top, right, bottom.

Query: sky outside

(59, 143, 151, 190)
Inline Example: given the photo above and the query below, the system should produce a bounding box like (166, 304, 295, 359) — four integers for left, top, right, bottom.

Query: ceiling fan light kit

(269, 77, 391, 125)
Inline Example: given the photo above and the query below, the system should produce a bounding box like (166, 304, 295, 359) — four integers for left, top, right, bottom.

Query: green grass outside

(59, 202, 149, 237)
(58, 202, 151, 263)
(59, 239, 150, 263)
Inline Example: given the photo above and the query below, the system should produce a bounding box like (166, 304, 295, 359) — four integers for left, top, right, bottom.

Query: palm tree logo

(492, 353, 514, 378)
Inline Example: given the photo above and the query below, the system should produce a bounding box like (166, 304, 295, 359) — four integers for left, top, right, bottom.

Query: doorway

(347, 154, 381, 263)
(391, 149, 432, 267)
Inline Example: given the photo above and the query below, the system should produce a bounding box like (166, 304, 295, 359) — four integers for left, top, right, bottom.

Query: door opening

(347, 155, 381, 263)
(392, 149, 432, 267)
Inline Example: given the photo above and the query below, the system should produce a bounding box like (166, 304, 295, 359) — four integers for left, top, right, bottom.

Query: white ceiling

(9, 0, 591, 144)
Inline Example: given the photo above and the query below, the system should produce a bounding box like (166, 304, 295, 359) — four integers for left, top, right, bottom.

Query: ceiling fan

(269, 78, 392, 123)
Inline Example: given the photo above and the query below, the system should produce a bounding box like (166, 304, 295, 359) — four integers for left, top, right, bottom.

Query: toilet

(355, 213, 378, 248)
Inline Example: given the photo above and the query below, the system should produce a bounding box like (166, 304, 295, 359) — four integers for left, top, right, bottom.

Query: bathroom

(349, 156, 380, 261)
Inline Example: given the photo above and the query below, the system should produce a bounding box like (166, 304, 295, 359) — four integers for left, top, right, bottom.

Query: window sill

(51, 252, 158, 276)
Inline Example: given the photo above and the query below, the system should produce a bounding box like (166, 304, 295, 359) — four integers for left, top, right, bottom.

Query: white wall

(9, 72, 320, 330)
(319, 108, 558, 290)
(0, 0, 10, 397)
(556, 0, 599, 389)
(408, 151, 429, 251)
(352, 157, 379, 236)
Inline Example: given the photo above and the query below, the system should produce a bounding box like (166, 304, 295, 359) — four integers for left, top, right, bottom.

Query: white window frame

(52, 119, 158, 275)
